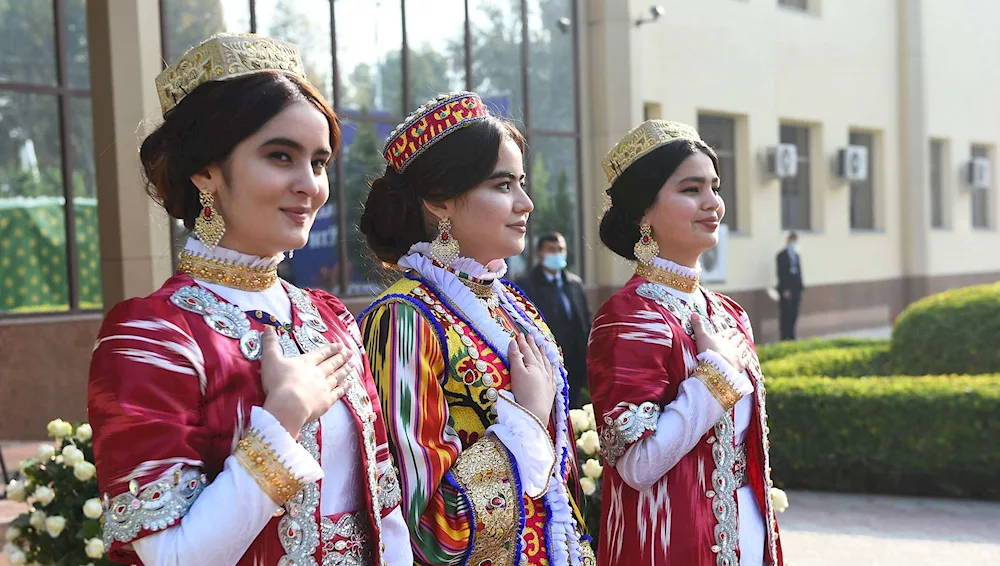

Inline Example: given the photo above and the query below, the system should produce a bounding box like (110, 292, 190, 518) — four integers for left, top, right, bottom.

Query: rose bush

(3, 419, 111, 566)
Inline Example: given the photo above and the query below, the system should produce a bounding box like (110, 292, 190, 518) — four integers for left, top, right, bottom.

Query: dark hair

(787, 231, 798, 241)
(536, 232, 564, 251)
(599, 139, 719, 260)
(359, 116, 526, 264)
(139, 72, 340, 229)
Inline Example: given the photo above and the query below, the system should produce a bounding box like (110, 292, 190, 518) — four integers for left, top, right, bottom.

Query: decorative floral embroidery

(598, 401, 660, 467)
(377, 467, 402, 513)
(102, 466, 208, 548)
(320, 511, 371, 566)
(709, 415, 739, 564)
(451, 435, 519, 566)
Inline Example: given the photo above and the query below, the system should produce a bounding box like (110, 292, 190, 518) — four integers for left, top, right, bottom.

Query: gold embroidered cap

(601, 120, 702, 185)
(155, 33, 308, 115)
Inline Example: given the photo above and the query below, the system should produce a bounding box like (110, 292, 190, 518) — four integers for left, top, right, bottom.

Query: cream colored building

(584, 0, 1000, 338)
(1, 0, 997, 439)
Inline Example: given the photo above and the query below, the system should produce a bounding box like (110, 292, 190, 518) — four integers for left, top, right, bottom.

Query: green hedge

(892, 282, 1000, 375)
(761, 341, 892, 378)
(756, 337, 878, 363)
(767, 374, 1000, 500)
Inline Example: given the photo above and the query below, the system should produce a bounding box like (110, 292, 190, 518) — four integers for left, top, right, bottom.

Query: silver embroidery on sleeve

(102, 466, 208, 548)
(598, 401, 660, 467)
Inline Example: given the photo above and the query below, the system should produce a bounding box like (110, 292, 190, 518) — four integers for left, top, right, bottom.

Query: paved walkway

(779, 491, 1000, 566)
(816, 325, 893, 340)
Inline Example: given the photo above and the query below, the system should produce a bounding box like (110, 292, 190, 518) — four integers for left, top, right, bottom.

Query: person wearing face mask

(587, 121, 783, 565)
(358, 92, 594, 566)
(776, 231, 804, 341)
(87, 34, 411, 565)
(515, 232, 593, 408)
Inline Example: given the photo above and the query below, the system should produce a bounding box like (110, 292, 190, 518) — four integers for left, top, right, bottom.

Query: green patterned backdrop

(0, 197, 102, 313)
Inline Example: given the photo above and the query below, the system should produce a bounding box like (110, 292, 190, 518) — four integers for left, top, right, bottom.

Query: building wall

(618, 0, 903, 293)
(0, 316, 100, 440)
(574, 0, 1000, 339)
(922, 0, 1000, 275)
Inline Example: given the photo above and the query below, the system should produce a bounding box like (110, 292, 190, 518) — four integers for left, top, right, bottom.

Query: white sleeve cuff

(250, 406, 324, 484)
(697, 350, 754, 397)
(487, 391, 557, 498)
(616, 376, 727, 491)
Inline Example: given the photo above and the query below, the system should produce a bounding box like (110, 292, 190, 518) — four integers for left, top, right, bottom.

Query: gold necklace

(636, 261, 700, 293)
(458, 277, 500, 309)
(178, 250, 278, 292)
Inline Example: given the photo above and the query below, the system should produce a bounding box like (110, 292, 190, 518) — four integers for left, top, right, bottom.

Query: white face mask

(788, 242, 798, 254)
(542, 252, 568, 271)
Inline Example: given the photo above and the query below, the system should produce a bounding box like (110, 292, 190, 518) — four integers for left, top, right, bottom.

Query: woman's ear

(422, 198, 454, 222)
(190, 164, 222, 193)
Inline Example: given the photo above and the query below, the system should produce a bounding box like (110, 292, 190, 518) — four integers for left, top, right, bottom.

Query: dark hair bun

(599, 204, 639, 260)
(358, 116, 527, 265)
(358, 168, 424, 264)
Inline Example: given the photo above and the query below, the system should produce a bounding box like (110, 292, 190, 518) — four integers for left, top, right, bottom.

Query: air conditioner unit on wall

(700, 224, 729, 284)
(968, 157, 991, 189)
(837, 145, 869, 182)
(767, 144, 798, 178)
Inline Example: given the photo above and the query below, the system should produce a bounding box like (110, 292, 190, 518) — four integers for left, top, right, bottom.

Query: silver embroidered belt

(318, 509, 372, 566)
(733, 444, 748, 488)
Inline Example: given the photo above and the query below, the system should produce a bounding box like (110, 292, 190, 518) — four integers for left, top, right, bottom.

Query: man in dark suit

(776, 231, 804, 341)
(516, 232, 593, 408)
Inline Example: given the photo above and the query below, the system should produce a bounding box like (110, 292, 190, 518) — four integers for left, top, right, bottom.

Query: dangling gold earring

(634, 223, 659, 265)
(429, 217, 460, 267)
(194, 189, 225, 249)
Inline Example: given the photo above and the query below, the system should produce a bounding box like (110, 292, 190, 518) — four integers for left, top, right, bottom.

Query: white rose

(82, 498, 104, 520)
(46, 419, 73, 440)
(576, 430, 601, 456)
(5, 527, 20, 542)
(569, 409, 590, 433)
(62, 445, 85, 467)
(5, 479, 26, 502)
(583, 403, 597, 431)
(7, 548, 27, 566)
(85, 538, 105, 559)
(44, 515, 67, 538)
(33, 486, 55, 506)
(580, 476, 597, 496)
(75, 423, 93, 442)
(3, 543, 18, 556)
(74, 461, 97, 482)
(36, 444, 56, 461)
(29, 510, 47, 530)
(582, 458, 603, 480)
(770, 487, 789, 513)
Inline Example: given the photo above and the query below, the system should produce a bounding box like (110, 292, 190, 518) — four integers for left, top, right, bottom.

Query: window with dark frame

(971, 145, 991, 229)
(0, 0, 97, 317)
(778, 0, 808, 11)
(157, 0, 584, 296)
(929, 139, 946, 229)
(697, 114, 738, 232)
(849, 131, 875, 230)
(780, 124, 811, 231)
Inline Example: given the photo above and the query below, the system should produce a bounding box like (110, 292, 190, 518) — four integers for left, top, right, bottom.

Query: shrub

(2, 419, 110, 566)
(756, 337, 877, 364)
(761, 341, 892, 378)
(767, 375, 1000, 500)
(891, 282, 1000, 375)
